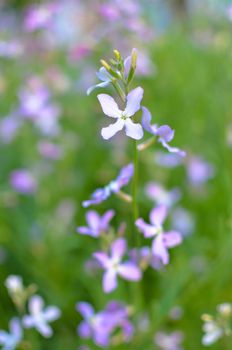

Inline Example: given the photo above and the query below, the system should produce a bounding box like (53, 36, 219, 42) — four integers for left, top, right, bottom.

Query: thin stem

(132, 139, 139, 221)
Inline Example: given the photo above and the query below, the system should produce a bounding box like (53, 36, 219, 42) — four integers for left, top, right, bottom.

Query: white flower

(5, 275, 23, 294)
(97, 87, 144, 140)
(22, 295, 61, 338)
(202, 320, 223, 346)
(0, 318, 23, 350)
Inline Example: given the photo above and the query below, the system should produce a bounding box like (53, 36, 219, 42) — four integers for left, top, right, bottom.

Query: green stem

(132, 139, 141, 251)
(132, 140, 139, 221)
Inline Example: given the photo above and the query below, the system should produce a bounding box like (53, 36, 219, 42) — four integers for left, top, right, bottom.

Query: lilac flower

(87, 67, 112, 95)
(187, 156, 214, 186)
(77, 301, 133, 347)
(171, 207, 195, 237)
(136, 205, 182, 265)
(22, 295, 61, 338)
(10, 169, 37, 194)
(38, 141, 63, 160)
(142, 107, 186, 156)
(77, 209, 115, 237)
(98, 87, 144, 140)
(82, 163, 133, 207)
(0, 114, 21, 144)
(124, 49, 155, 76)
(24, 3, 55, 31)
(0, 318, 23, 350)
(77, 302, 109, 347)
(155, 151, 184, 168)
(130, 246, 163, 271)
(0, 41, 23, 58)
(93, 238, 141, 293)
(19, 83, 60, 136)
(145, 182, 181, 208)
(155, 331, 184, 350)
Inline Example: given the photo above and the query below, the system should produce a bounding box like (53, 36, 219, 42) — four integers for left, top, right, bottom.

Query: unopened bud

(131, 48, 138, 69)
(100, 59, 111, 71)
(114, 49, 121, 61)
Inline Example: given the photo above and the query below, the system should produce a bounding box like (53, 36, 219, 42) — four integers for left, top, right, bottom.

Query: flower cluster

(202, 303, 232, 346)
(0, 275, 61, 350)
(76, 48, 186, 348)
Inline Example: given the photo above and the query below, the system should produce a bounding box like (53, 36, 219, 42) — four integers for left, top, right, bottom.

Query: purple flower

(142, 107, 186, 156)
(0, 318, 23, 350)
(24, 3, 55, 31)
(10, 169, 37, 194)
(77, 302, 109, 347)
(94, 238, 141, 293)
(187, 156, 214, 186)
(0, 114, 21, 144)
(155, 151, 184, 168)
(38, 141, 63, 160)
(97, 87, 144, 140)
(22, 295, 61, 338)
(136, 205, 182, 265)
(77, 209, 115, 237)
(145, 182, 181, 208)
(155, 331, 184, 350)
(82, 163, 133, 207)
(171, 207, 195, 237)
(77, 301, 133, 347)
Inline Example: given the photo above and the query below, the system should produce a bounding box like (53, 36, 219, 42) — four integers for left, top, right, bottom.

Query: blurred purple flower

(0, 114, 21, 144)
(142, 107, 186, 156)
(130, 246, 163, 271)
(93, 238, 141, 293)
(99, 4, 120, 21)
(145, 182, 181, 208)
(171, 207, 195, 237)
(124, 50, 155, 76)
(0, 40, 23, 58)
(82, 163, 133, 207)
(38, 141, 63, 160)
(77, 301, 133, 347)
(187, 156, 214, 186)
(77, 209, 115, 237)
(155, 331, 184, 350)
(19, 83, 60, 136)
(24, 3, 56, 32)
(155, 151, 184, 168)
(10, 170, 37, 194)
(136, 205, 182, 265)
(98, 87, 144, 140)
(23, 295, 61, 338)
(0, 318, 23, 350)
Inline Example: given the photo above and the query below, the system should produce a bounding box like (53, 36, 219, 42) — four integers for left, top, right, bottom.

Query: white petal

(97, 94, 121, 118)
(125, 87, 143, 117)
(29, 295, 44, 315)
(125, 119, 143, 140)
(101, 119, 125, 140)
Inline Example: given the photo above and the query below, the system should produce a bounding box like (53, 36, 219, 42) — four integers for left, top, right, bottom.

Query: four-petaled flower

(76, 209, 115, 237)
(93, 238, 141, 293)
(82, 163, 133, 207)
(77, 302, 109, 347)
(77, 301, 133, 348)
(22, 295, 61, 338)
(0, 318, 23, 350)
(98, 87, 144, 140)
(142, 107, 186, 156)
(136, 205, 182, 265)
